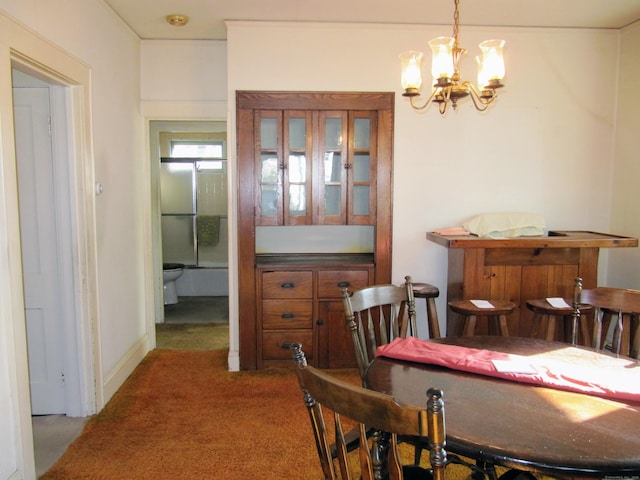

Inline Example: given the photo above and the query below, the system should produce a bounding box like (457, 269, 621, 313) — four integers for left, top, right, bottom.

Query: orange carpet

(41, 349, 360, 479)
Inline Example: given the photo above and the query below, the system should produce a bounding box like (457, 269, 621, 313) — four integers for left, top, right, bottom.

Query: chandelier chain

(453, 0, 460, 47)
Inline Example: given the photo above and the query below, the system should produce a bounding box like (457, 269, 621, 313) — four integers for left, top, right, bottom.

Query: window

(170, 140, 224, 159)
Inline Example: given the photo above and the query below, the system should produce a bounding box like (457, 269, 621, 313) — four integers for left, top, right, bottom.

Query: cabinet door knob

(337, 281, 350, 288)
(281, 282, 295, 288)
(281, 313, 294, 319)
(316, 319, 324, 326)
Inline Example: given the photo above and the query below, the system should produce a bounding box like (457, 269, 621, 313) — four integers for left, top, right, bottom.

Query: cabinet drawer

(261, 271, 313, 299)
(262, 331, 313, 360)
(262, 300, 313, 329)
(317, 270, 370, 298)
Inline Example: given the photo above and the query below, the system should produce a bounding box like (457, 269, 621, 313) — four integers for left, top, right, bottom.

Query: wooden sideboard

(427, 230, 638, 338)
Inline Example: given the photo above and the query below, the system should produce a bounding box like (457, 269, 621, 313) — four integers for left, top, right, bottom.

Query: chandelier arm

(468, 91, 490, 112)
(409, 88, 439, 111)
(462, 81, 496, 112)
(465, 81, 495, 105)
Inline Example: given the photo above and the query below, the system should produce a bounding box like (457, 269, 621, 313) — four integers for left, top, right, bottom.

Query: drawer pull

(281, 313, 294, 319)
(281, 282, 295, 289)
(337, 281, 350, 288)
(281, 342, 293, 350)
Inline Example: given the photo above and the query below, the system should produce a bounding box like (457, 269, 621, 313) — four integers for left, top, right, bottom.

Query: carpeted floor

(40, 349, 363, 479)
(156, 323, 229, 350)
(39, 349, 538, 480)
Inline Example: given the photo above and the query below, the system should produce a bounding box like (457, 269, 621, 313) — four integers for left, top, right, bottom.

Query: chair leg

(426, 298, 441, 339)
(545, 315, 556, 342)
(497, 314, 509, 337)
(529, 312, 542, 339)
(620, 313, 632, 357)
(631, 315, 640, 360)
(579, 312, 592, 346)
(462, 315, 477, 336)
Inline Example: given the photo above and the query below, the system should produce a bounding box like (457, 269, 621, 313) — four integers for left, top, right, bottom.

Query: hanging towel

(197, 216, 220, 247)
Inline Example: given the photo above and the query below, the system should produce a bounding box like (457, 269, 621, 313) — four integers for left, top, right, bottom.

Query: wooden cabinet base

(427, 230, 638, 338)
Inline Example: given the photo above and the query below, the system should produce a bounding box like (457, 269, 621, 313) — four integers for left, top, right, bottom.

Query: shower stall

(160, 157, 228, 296)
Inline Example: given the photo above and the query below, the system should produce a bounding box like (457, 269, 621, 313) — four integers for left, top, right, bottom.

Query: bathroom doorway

(149, 121, 229, 350)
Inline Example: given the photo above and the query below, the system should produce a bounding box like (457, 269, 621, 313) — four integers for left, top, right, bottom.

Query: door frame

(0, 22, 101, 477)
(142, 105, 230, 364)
(10, 55, 99, 417)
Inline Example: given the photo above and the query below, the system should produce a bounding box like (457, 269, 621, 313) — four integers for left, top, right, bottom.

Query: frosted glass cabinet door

(284, 111, 312, 224)
(348, 112, 376, 224)
(256, 111, 283, 225)
(318, 111, 348, 224)
(160, 162, 195, 214)
(352, 152, 371, 216)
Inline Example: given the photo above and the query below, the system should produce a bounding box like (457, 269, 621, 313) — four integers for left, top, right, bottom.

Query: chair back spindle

(575, 277, 640, 359)
(291, 343, 445, 480)
(342, 276, 416, 379)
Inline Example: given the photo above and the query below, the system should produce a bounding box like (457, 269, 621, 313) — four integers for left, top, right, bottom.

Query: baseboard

(7, 469, 24, 480)
(227, 349, 240, 371)
(102, 335, 149, 404)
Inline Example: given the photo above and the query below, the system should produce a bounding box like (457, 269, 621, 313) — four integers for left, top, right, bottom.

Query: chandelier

(399, 0, 506, 114)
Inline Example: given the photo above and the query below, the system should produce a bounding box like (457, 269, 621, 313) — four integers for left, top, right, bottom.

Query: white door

(13, 86, 66, 414)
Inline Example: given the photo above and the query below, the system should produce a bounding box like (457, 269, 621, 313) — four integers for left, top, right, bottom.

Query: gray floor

(33, 414, 88, 478)
(33, 296, 228, 477)
(163, 295, 229, 324)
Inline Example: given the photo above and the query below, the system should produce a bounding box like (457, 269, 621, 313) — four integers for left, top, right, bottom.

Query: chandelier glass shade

(400, 0, 505, 114)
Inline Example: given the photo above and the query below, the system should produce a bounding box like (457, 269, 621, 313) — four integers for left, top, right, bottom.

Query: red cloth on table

(375, 337, 640, 402)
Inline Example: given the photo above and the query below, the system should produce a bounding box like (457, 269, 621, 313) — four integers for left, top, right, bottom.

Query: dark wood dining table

(365, 336, 640, 478)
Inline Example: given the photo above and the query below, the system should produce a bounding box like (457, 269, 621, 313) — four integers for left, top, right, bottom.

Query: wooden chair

(411, 282, 442, 339)
(342, 275, 417, 379)
(291, 343, 446, 480)
(574, 277, 640, 359)
(342, 276, 431, 464)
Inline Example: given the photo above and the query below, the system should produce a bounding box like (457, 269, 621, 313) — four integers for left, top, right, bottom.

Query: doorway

(11, 67, 91, 417)
(149, 121, 229, 349)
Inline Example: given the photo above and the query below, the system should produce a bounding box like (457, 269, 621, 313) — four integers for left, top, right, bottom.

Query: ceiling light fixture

(166, 14, 189, 27)
(399, 0, 505, 114)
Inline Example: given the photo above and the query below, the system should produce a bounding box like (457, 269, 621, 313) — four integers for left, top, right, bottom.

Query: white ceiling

(103, 0, 640, 41)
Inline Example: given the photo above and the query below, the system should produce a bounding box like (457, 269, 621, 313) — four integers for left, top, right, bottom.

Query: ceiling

(103, 0, 640, 41)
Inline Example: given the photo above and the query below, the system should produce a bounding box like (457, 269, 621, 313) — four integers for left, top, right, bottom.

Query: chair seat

(526, 299, 595, 345)
(448, 300, 515, 316)
(448, 300, 515, 337)
(412, 282, 439, 298)
(412, 282, 441, 339)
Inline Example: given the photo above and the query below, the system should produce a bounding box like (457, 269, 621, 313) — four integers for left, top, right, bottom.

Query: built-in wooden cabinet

(256, 260, 373, 368)
(237, 91, 394, 370)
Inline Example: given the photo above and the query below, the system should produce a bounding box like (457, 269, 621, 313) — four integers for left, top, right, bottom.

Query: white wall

(0, 1, 144, 478)
(226, 21, 632, 338)
(609, 22, 640, 288)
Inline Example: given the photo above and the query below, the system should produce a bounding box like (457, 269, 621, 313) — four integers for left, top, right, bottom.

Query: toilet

(162, 263, 184, 305)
